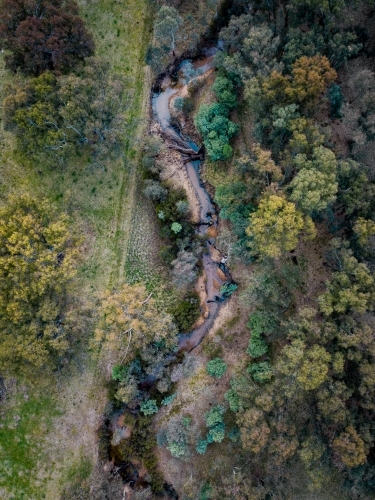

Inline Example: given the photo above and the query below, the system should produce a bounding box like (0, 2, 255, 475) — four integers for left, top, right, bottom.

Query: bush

(206, 358, 227, 378)
(220, 282, 238, 298)
(140, 400, 158, 416)
(204, 405, 225, 427)
(196, 438, 208, 454)
(170, 293, 200, 333)
(224, 388, 241, 413)
(161, 394, 177, 406)
(207, 422, 226, 443)
(247, 362, 273, 383)
(246, 332, 268, 358)
(328, 84, 343, 118)
(194, 103, 238, 161)
(213, 76, 237, 109)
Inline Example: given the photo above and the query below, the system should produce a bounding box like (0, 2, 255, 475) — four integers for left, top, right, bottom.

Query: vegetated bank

(105, 0, 375, 499)
(0, 0, 154, 497)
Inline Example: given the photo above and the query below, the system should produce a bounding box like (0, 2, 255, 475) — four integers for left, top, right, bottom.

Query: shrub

(140, 400, 159, 416)
(196, 438, 208, 455)
(247, 362, 273, 383)
(246, 332, 268, 358)
(220, 282, 238, 298)
(224, 389, 241, 413)
(170, 292, 200, 332)
(204, 405, 225, 427)
(207, 422, 226, 443)
(206, 358, 227, 378)
(171, 222, 182, 234)
(213, 76, 237, 109)
(161, 394, 177, 406)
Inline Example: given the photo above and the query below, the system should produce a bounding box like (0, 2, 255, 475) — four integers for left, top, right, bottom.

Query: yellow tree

(332, 426, 367, 468)
(0, 194, 79, 374)
(252, 144, 283, 185)
(94, 283, 177, 371)
(246, 193, 315, 259)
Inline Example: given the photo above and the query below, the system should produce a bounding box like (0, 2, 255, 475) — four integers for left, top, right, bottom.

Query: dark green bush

(170, 292, 200, 332)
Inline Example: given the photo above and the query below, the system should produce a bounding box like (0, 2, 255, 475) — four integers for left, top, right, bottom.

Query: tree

(217, 23, 281, 83)
(171, 251, 198, 289)
(140, 399, 158, 416)
(278, 340, 331, 391)
(318, 249, 374, 316)
(353, 218, 375, 248)
(94, 283, 178, 369)
(246, 193, 316, 259)
(4, 60, 127, 163)
(332, 426, 367, 468)
(153, 6, 183, 56)
(206, 358, 227, 378)
(0, 194, 79, 374)
(0, 0, 94, 75)
(212, 76, 237, 110)
(290, 168, 337, 213)
(261, 56, 336, 111)
(237, 408, 270, 454)
(194, 103, 238, 161)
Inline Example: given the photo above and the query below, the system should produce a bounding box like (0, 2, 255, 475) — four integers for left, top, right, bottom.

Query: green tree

(290, 146, 338, 213)
(246, 193, 316, 259)
(206, 358, 227, 378)
(4, 59, 126, 163)
(0, 194, 79, 374)
(194, 103, 238, 161)
(153, 6, 183, 55)
(140, 399, 158, 416)
(318, 249, 374, 316)
(212, 76, 237, 109)
(278, 340, 331, 391)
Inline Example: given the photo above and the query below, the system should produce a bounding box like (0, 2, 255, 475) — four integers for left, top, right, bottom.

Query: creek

(152, 49, 233, 351)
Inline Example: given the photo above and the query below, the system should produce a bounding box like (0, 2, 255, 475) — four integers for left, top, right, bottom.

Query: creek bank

(152, 49, 235, 352)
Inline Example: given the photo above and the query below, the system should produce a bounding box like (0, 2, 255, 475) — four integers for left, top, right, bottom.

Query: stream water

(152, 53, 232, 351)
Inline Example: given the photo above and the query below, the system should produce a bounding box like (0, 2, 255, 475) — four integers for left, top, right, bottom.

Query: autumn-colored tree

(246, 193, 315, 259)
(0, 194, 79, 374)
(94, 283, 178, 372)
(0, 0, 94, 75)
(251, 144, 283, 185)
(261, 56, 336, 111)
(332, 426, 367, 468)
(237, 408, 270, 454)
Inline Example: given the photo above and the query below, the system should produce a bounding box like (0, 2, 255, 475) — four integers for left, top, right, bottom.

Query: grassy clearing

(0, 0, 156, 497)
(0, 384, 61, 499)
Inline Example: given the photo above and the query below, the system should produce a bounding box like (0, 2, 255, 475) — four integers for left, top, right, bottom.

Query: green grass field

(0, 0, 156, 497)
